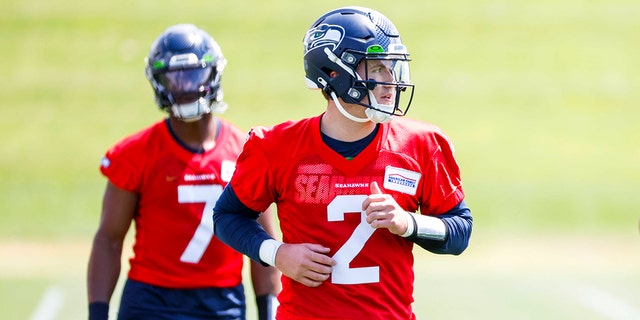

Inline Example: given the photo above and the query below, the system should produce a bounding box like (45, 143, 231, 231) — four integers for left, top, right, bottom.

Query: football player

(87, 24, 280, 320)
(213, 7, 473, 320)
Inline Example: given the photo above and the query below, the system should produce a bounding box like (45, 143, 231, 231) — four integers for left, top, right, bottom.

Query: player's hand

(362, 181, 410, 236)
(275, 243, 335, 287)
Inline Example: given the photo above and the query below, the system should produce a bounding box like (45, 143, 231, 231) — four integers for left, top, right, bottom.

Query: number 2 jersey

(99, 118, 245, 289)
(229, 114, 465, 320)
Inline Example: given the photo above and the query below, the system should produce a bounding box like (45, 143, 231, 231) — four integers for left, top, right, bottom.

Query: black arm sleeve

(407, 199, 473, 255)
(213, 185, 274, 265)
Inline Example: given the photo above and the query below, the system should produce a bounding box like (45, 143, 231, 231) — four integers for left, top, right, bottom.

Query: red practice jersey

(100, 119, 246, 288)
(230, 115, 465, 319)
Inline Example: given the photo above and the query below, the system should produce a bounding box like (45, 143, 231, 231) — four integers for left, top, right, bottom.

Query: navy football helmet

(303, 6, 414, 123)
(145, 24, 227, 122)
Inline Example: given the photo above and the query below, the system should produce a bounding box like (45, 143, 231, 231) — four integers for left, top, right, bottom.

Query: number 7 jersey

(99, 119, 246, 289)
(230, 115, 465, 320)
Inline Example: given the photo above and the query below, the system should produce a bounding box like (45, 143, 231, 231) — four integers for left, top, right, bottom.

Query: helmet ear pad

(324, 61, 370, 105)
(312, 55, 367, 105)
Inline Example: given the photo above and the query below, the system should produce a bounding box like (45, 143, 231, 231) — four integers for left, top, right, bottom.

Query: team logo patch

(383, 166, 421, 195)
(303, 24, 345, 54)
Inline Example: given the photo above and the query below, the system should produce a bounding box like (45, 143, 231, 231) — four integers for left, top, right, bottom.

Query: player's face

(158, 68, 212, 104)
(356, 59, 396, 106)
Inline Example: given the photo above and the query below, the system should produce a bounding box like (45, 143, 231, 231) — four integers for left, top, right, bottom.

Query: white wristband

(258, 239, 283, 267)
(408, 212, 447, 241)
(401, 211, 415, 238)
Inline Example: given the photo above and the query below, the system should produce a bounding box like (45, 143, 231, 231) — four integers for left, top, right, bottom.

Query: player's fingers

(289, 268, 326, 287)
(303, 266, 331, 281)
(366, 210, 379, 223)
(305, 258, 333, 275)
(370, 181, 383, 194)
(301, 244, 336, 265)
(366, 207, 391, 223)
(297, 261, 331, 287)
(299, 276, 324, 287)
(369, 215, 391, 229)
(361, 197, 373, 211)
(369, 216, 380, 227)
(362, 182, 387, 211)
(362, 194, 386, 211)
(309, 251, 336, 268)
(302, 243, 331, 254)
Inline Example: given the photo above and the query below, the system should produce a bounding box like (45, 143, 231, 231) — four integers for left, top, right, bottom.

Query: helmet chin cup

(364, 92, 394, 123)
(365, 107, 393, 123)
(171, 98, 211, 122)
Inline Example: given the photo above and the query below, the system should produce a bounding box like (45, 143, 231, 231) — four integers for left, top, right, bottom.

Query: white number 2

(178, 184, 223, 263)
(327, 195, 379, 284)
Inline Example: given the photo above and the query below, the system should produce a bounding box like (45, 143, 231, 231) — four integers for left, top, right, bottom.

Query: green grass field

(1, 0, 639, 319)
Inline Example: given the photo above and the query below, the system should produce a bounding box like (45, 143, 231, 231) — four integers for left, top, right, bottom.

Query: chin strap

(330, 91, 369, 123)
(331, 89, 396, 124)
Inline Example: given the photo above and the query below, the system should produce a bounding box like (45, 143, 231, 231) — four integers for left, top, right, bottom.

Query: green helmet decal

(367, 45, 385, 53)
(152, 60, 166, 70)
(203, 54, 214, 63)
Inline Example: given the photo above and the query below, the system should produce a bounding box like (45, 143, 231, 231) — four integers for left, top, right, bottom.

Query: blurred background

(1, 0, 639, 319)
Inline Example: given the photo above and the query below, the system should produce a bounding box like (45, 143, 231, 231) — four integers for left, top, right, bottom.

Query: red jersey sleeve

(420, 126, 465, 215)
(229, 126, 278, 213)
(100, 129, 149, 192)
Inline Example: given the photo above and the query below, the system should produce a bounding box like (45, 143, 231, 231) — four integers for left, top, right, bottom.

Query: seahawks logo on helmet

(303, 24, 344, 53)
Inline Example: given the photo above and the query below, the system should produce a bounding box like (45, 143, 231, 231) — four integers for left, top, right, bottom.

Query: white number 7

(328, 195, 379, 284)
(178, 184, 223, 263)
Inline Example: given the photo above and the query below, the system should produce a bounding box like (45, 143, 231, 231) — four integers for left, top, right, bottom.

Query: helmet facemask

(320, 46, 414, 124)
(154, 63, 225, 122)
(350, 45, 414, 123)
